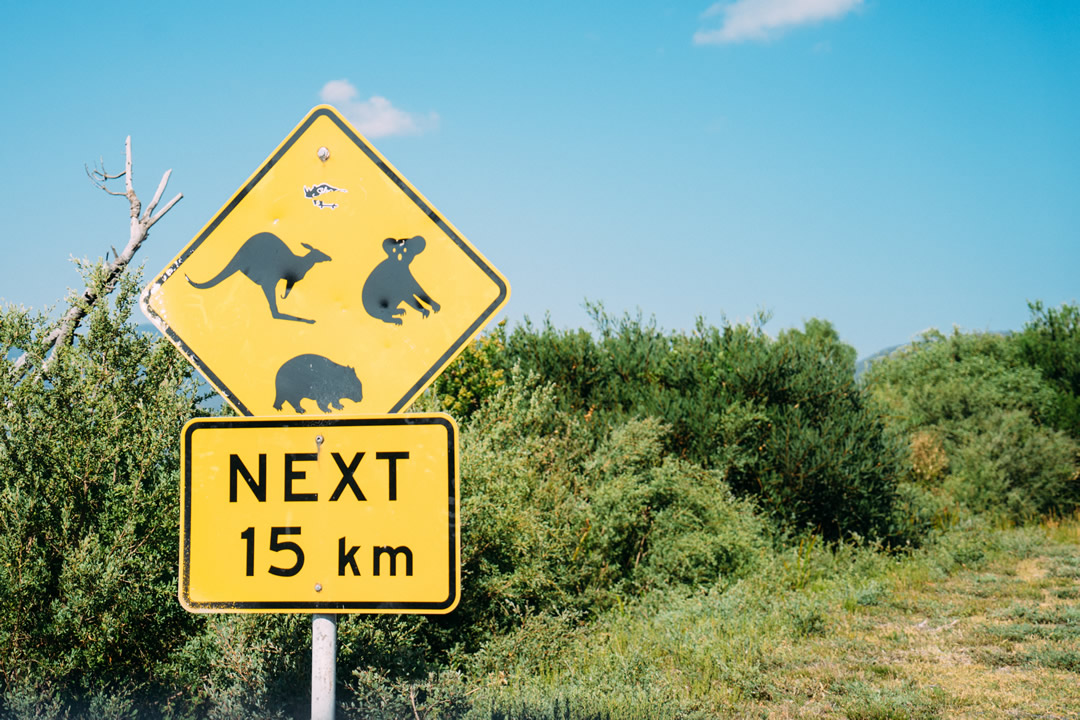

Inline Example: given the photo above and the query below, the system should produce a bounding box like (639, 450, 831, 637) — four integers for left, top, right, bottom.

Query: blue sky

(1, 1, 1076, 360)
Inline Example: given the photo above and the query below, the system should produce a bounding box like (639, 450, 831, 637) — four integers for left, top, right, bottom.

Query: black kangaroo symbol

(186, 232, 331, 324)
(361, 236, 441, 325)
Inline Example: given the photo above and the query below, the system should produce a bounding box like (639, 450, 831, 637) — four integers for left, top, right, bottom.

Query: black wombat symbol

(361, 236, 441, 325)
(273, 354, 363, 414)
(186, 232, 331, 324)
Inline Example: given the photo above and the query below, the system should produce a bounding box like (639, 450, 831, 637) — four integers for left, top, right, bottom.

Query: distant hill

(855, 344, 905, 380)
(854, 330, 1014, 380)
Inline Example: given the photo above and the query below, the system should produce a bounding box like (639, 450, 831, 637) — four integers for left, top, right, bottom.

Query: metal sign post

(311, 614, 337, 720)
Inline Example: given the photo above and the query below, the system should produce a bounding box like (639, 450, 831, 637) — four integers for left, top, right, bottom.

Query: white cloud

(320, 79, 358, 104)
(319, 80, 438, 138)
(694, 0, 863, 45)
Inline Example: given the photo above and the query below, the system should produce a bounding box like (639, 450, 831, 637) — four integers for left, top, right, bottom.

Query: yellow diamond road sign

(141, 105, 509, 415)
(180, 414, 459, 613)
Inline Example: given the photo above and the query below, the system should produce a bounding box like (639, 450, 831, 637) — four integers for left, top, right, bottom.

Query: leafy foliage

(498, 308, 903, 540)
(866, 328, 1080, 520)
(433, 321, 508, 420)
(437, 373, 769, 653)
(0, 264, 204, 717)
(1014, 301, 1080, 438)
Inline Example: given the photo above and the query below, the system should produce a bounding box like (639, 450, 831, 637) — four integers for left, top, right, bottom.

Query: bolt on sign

(180, 415, 459, 613)
(140, 105, 509, 416)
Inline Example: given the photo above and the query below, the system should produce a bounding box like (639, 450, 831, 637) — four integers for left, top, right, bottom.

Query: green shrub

(1013, 301, 1080, 438)
(502, 309, 903, 541)
(889, 481, 970, 543)
(582, 418, 769, 597)
(426, 371, 772, 658)
(870, 329, 1057, 430)
(866, 328, 1080, 520)
(946, 408, 1079, 518)
(0, 265, 204, 717)
(434, 321, 508, 421)
(440, 372, 594, 650)
(342, 666, 472, 720)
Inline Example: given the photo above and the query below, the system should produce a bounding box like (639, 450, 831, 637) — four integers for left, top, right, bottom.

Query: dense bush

(0, 265, 204, 717)
(1014, 301, 1080, 438)
(434, 373, 769, 652)
(499, 308, 903, 540)
(433, 321, 508, 419)
(865, 328, 1080, 520)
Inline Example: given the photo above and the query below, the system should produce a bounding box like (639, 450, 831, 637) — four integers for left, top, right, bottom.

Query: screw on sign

(141, 104, 509, 417)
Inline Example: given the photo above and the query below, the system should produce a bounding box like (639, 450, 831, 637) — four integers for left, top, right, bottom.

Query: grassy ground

(474, 517, 1080, 719)
(742, 519, 1080, 719)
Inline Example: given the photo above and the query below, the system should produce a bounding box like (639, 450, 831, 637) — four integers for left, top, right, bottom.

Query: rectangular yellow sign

(180, 414, 459, 613)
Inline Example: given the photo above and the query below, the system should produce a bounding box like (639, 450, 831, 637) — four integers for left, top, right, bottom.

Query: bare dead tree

(10, 137, 182, 377)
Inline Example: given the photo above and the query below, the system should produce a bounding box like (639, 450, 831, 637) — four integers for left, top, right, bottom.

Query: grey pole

(311, 613, 338, 720)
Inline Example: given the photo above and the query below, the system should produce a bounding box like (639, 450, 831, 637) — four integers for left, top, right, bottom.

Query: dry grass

(738, 526, 1080, 719)
(480, 519, 1080, 719)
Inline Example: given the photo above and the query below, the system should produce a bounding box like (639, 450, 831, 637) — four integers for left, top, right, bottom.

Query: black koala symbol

(361, 235, 441, 325)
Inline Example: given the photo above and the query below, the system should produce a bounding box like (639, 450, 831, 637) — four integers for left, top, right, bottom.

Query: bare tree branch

(11, 136, 182, 378)
(123, 136, 140, 223)
(144, 168, 171, 218)
(86, 155, 128, 197)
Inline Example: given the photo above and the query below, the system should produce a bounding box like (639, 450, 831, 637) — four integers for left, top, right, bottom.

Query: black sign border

(180, 414, 458, 613)
(142, 106, 509, 416)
